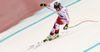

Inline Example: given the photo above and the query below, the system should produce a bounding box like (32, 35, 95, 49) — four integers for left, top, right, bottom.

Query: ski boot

(43, 33, 59, 42)
(63, 24, 68, 30)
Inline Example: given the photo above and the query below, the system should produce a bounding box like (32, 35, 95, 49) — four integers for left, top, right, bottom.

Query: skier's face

(55, 8, 60, 11)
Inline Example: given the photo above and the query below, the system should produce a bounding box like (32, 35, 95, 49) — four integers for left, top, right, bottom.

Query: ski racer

(40, 2, 70, 41)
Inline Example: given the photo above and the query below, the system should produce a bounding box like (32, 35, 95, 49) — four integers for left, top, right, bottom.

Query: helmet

(54, 2, 61, 8)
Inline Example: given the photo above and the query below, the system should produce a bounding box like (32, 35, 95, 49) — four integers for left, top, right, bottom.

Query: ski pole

(46, 7, 99, 28)
(68, 20, 99, 28)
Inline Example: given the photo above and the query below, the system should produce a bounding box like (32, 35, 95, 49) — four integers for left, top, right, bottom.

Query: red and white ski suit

(46, 4, 70, 35)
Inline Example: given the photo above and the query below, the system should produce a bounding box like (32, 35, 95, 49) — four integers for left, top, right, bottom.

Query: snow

(0, 0, 100, 52)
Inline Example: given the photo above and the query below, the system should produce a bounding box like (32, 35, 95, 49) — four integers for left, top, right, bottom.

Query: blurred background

(0, 0, 54, 33)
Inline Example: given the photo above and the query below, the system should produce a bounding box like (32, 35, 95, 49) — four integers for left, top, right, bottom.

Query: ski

(26, 36, 59, 50)
(26, 41, 43, 50)
(26, 38, 50, 50)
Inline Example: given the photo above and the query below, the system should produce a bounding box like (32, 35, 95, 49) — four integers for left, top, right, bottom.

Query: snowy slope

(0, 0, 100, 52)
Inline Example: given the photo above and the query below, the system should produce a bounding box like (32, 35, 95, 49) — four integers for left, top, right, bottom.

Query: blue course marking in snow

(0, 0, 81, 43)
(65, 0, 81, 8)
(83, 42, 100, 52)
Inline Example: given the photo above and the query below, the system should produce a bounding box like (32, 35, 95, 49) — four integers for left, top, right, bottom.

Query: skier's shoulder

(60, 6, 66, 12)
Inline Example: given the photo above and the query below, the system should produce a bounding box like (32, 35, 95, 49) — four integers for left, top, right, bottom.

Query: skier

(40, 2, 70, 41)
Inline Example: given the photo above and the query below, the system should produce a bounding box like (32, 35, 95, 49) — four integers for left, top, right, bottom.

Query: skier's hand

(40, 3, 46, 6)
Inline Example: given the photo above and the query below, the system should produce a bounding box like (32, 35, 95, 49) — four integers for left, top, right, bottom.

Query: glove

(40, 3, 46, 6)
